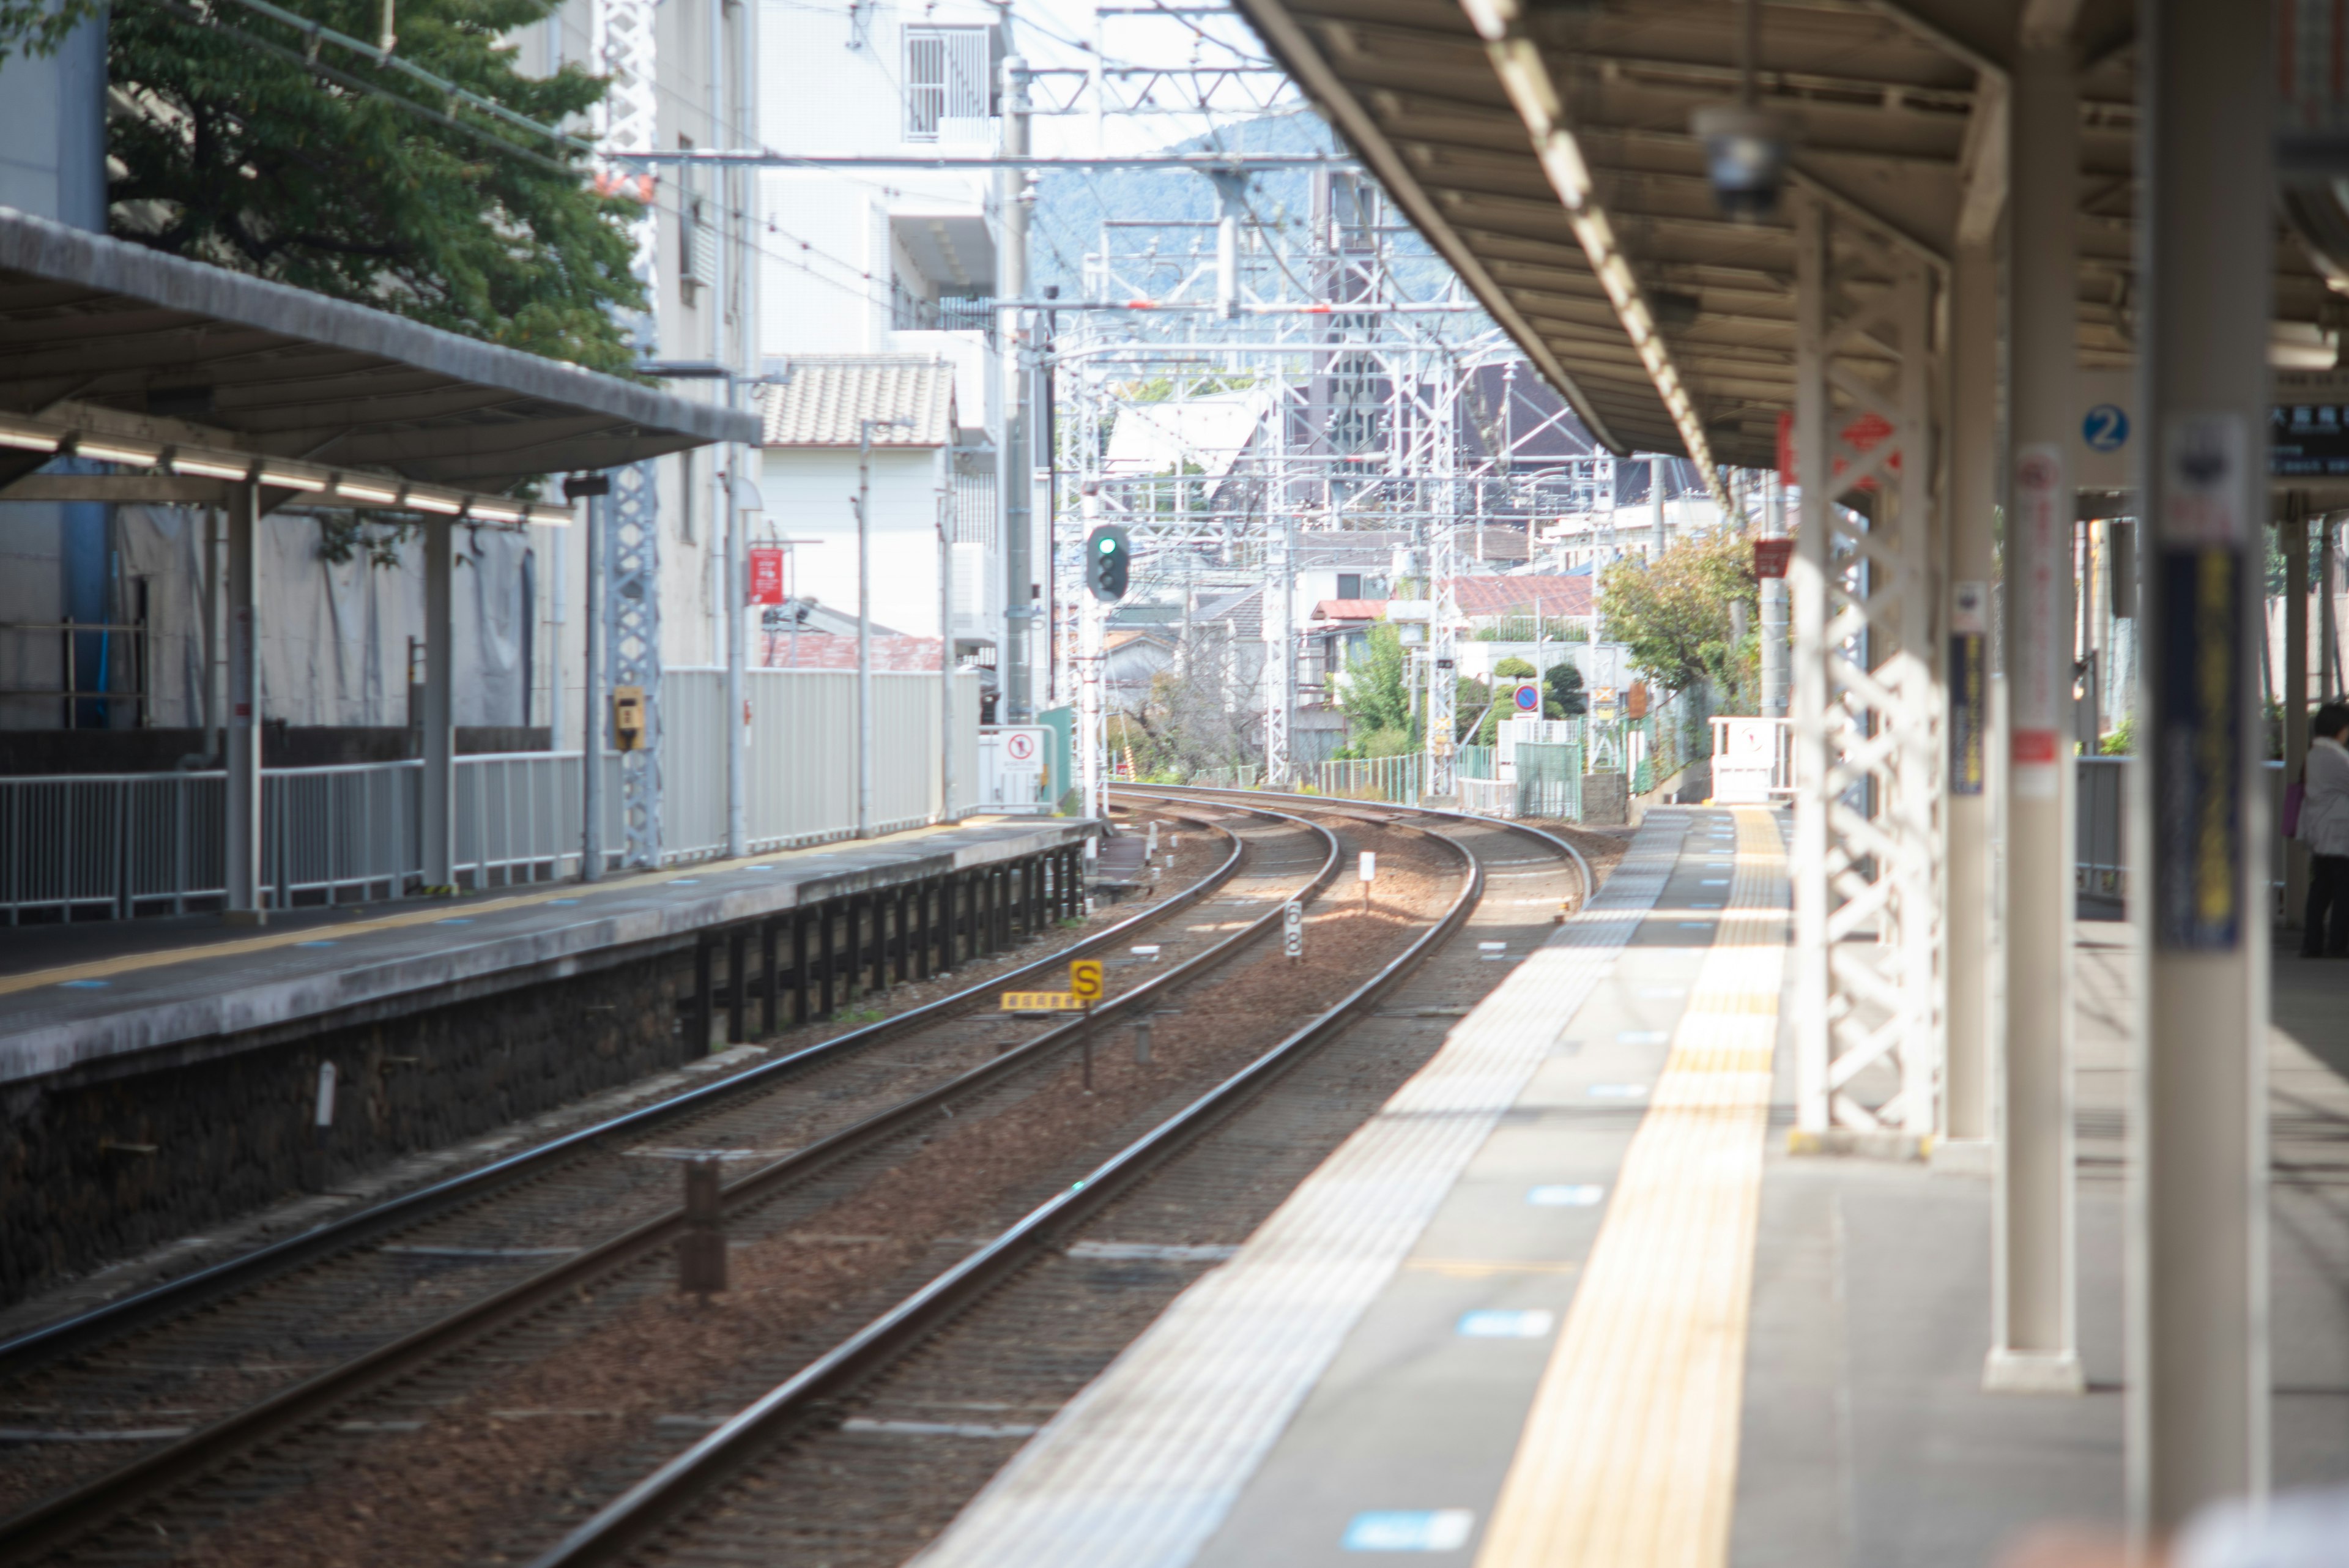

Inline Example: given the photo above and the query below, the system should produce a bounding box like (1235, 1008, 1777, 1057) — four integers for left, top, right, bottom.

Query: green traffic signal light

(1085, 524, 1130, 601)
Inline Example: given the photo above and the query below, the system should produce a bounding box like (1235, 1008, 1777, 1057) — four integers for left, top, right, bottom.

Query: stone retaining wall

(0, 954, 683, 1308)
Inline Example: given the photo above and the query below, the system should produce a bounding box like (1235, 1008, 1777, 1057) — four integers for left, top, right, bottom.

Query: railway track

(0, 800, 1332, 1561)
(0, 793, 1588, 1567)
(507, 789, 1591, 1568)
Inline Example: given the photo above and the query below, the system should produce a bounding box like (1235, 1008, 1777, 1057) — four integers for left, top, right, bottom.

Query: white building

(752, 0, 1022, 682)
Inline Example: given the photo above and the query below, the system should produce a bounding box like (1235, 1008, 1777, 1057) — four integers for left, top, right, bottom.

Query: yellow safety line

(1474, 808, 1786, 1568)
(0, 817, 1012, 999)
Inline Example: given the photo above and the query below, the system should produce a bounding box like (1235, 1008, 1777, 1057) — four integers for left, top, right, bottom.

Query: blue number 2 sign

(2082, 403, 2130, 453)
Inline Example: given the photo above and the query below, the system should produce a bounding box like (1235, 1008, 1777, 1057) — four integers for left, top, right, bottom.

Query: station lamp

(1085, 524, 1132, 602)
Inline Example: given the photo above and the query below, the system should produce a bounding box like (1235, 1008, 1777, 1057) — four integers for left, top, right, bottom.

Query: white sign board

(978, 726, 1052, 813)
(1712, 718, 1780, 804)
(1496, 715, 1575, 780)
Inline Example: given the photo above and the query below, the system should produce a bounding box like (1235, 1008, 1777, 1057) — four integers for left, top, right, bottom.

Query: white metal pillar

(1265, 516, 1293, 785)
(724, 439, 747, 860)
(1789, 192, 1943, 1143)
(1078, 485, 1107, 821)
(582, 488, 605, 883)
(422, 517, 456, 892)
(2132, 0, 2272, 1529)
(1944, 236, 1999, 1148)
(1987, 35, 2083, 1396)
(223, 483, 262, 923)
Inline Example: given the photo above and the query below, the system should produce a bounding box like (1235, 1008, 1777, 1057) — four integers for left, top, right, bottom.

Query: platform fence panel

(1458, 777, 1516, 817)
(1515, 740, 1584, 820)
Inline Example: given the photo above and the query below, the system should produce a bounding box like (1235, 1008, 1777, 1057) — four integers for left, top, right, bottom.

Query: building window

(1337, 573, 1362, 600)
(905, 26, 990, 141)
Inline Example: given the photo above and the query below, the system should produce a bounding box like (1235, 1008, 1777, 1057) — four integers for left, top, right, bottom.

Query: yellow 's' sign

(1069, 959, 1104, 1000)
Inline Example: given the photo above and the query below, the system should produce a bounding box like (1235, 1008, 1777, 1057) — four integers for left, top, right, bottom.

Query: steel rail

(523, 796, 1504, 1568)
(1140, 782, 1597, 910)
(0, 816, 1228, 1379)
(0, 806, 1334, 1563)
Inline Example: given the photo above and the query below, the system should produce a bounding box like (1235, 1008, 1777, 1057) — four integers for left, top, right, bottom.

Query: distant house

(757, 357, 1000, 668)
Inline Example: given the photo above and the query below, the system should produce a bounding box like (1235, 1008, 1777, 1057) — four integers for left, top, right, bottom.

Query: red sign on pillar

(748, 546, 787, 604)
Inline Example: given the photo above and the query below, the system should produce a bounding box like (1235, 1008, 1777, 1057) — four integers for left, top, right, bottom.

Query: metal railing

(1458, 777, 1516, 818)
(1311, 754, 1423, 804)
(2073, 754, 2287, 902)
(1, 753, 625, 923)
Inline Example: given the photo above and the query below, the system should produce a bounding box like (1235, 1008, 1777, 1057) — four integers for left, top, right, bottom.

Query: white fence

(1458, 777, 1516, 818)
(1, 753, 624, 922)
(3, 667, 982, 922)
(663, 668, 978, 861)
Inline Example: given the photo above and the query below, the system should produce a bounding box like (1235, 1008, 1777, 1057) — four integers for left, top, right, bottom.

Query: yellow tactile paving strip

(0, 819, 1017, 999)
(1474, 806, 1786, 1568)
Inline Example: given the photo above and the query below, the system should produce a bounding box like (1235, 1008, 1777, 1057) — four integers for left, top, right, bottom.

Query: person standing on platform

(2299, 702, 2349, 957)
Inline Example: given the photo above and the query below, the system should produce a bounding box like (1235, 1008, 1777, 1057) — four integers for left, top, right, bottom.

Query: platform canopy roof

(1228, 0, 2336, 478)
(0, 207, 755, 516)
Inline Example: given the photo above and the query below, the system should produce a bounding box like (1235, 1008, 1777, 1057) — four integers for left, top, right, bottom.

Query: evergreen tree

(0, 0, 646, 371)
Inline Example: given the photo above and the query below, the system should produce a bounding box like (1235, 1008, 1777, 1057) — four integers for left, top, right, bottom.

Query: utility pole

(853, 417, 907, 838)
(999, 52, 1034, 724)
(1079, 481, 1106, 820)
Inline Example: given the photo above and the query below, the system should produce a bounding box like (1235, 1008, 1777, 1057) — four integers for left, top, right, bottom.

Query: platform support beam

(223, 483, 262, 922)
(422, 518, 456, 893)
(1987, 34, 2084, 1397)
(1789, 192, 1943, 1143)
(2131, 0, 2272, 1529)
(1944, 236, 1998, 1148)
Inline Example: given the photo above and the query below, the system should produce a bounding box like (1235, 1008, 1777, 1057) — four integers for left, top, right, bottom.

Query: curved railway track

(0, 792, 1593, 1568)
(514, 789, 1592, 1568)
(0, 800, 1332, 1562)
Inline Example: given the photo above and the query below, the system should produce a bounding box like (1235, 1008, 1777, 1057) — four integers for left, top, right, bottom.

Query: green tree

(1335, 622, 1415, 754)
(1600, 529, 1760, 696)
(0, 0, 645, 372)
(1546, 661, 1587, 716)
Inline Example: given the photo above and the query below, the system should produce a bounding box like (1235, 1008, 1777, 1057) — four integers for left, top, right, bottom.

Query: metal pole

(2325, 513, 2339, 696)
(1986, 34, 2082, 1397)
(724, 416, 748, 861)
(999, 53, 1034, 724)
(856, 422, 875, 839)
(224, 483, 262, 923)
(938, 469, 957, 820)
(202, 505, 222, 750)
(2132, 0, 2272, 1530)
(2285, 498, 2310, 928)
(1790, 194, 1831, 1137)
(1650, 455, 1666, 560)
(582, 488, 605, 883)
(1945, 236, 2000, 1148)
(423, 517, 456, 892)
(1761, 472, 1787, 718)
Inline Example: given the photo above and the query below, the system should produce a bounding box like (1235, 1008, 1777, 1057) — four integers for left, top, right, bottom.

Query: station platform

(915, 806, 2349, 1566)
(0, 814, 1090, 1090)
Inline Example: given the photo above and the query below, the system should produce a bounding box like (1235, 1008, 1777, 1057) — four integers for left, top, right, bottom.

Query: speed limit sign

(1283, 900, 1304, 959)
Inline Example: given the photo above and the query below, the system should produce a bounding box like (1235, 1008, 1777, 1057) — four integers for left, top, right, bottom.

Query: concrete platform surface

(1, 814, 1089, 1088)
(908, 806, 2349, 1566)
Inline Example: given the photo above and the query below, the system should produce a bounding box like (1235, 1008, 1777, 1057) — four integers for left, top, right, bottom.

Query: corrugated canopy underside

(1228, 0, 2329, 473)
(0, 207, 754, 486)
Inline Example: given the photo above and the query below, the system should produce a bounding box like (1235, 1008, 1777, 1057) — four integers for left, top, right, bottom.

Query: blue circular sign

(2082, 403, 2130, 453)
(1513, 682, 1542, 712)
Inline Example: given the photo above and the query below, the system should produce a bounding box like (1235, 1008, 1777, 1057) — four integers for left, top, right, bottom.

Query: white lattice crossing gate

(1790, 195, 1943, 1139)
